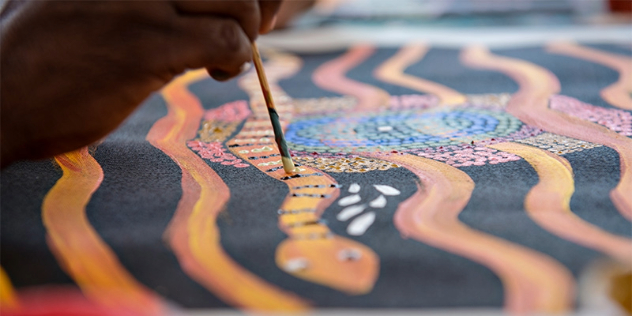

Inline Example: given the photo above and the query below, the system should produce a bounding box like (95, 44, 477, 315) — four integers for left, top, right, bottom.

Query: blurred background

(263, 0, 631, 51)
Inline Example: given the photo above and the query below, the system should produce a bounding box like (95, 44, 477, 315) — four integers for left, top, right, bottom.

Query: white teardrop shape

(337, 204, 367, 221)
(283, 258, 309, 272)
(348, 183, 361, 193)
(338, 194, 361, 206)
(373, 185, 401, 196)
(347, 212, 376, 236)
(369, 195, 387, 208)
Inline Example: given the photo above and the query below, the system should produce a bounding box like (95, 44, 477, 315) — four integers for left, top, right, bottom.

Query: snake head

(276, 236, 379, 295)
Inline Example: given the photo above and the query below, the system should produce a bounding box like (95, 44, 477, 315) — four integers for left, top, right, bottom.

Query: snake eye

(283, 258, 309, 272)
(338, 248, 362, 262)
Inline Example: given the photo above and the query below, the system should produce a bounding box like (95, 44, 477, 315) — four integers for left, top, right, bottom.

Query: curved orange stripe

(366, 153, 574, 313)
(547, 42, 632, 110)
(312, 45, 390, 111)
(42, 148, 162, 314)
(374, 43, 466, 105)
(490, 142, 632, 264)
(147, 70, 308, 311)
(236, 51, 379, 294)
(0, 267, 19, 310)
(461, 46, 632, 221)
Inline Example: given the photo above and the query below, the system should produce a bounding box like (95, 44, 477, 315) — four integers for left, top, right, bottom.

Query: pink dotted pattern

(415, 145, 521, 167)
(187, 141, 250, 168)
(203, 100, 251, 122)
(550, 94, 632, 136)
(388, 94, 438, 110)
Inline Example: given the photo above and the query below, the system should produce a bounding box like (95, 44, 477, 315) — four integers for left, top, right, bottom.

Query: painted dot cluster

(293, 96, 356, 115)
(415, 144, 521, 167)
(514, 132, 602, 154)
(285, 107, 525, 153)
(293, 156, 400, 173)
(198, 121, 240, 143)
(550, 94, 632, 136)
(388, 94, 438, 109)
(187, 141, 250, 168)
(466, 93, 512, 108)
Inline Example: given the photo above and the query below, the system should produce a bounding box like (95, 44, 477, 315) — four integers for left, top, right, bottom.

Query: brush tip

(282, 156, 296, 174)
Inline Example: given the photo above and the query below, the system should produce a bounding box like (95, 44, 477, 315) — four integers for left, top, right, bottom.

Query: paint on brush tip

(282, 156, 296, 174)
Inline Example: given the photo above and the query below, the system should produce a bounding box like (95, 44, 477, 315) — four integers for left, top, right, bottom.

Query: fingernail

(239, 62, 252, 74)
(261, 15, 278, 34)
(210, 69, 231, 81)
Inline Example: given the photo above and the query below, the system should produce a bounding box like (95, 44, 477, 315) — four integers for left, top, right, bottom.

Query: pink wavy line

(312, 45, 390, 111)
(365, 153, 574, 314)
(490, 142, 632, 264)
(461, 46, 632, 222)
(547, 42, 632, 110)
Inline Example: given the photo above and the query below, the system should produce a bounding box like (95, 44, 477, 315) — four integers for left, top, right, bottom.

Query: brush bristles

(282, 156, 296, 174)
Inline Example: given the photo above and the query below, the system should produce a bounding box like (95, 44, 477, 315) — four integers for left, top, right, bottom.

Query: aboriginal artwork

(1, 42, 631, 315)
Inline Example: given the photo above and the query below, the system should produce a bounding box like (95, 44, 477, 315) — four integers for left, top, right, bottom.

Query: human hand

(0, 0, 282, 167)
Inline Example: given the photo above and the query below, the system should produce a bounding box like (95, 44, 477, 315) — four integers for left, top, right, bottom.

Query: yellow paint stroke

(0, 267, 19, 310)
(234, 51, 380, 293)
(147, 70, 307, 311)
(374, 43, 467, 105)
(461, 45, 632, 222)
(42, 148, 162, 314)
(547, 42, 632, 110)
(365, 153, 574, 314)
(490, 142, 632, 264)
(312, 45, 391, 111)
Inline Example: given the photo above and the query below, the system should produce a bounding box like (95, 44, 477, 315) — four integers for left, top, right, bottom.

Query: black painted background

(2, 44, 631, 309)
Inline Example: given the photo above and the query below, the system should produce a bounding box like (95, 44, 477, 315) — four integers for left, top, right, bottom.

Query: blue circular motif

(285, 108, 522, 153)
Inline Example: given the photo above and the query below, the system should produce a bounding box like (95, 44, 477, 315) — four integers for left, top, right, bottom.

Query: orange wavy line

(0, 267, 19, 310)
(236, 51, 379, 294)
(147, 70, 308, 311)
(374, 43, 467, 105)
(490, 142, 632, 264)
(42, 147, 162, 314)
(461, 46, 632, 221)
(312, 45, 390, 111)
(547, 42, 632, 110)
(366, 153, 574, 313)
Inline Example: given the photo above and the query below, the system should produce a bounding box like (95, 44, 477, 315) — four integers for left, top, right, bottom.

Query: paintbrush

(250, 42, 296, 174)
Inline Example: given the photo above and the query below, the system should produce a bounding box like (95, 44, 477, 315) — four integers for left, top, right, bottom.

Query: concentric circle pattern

(285, 107, 525, 153)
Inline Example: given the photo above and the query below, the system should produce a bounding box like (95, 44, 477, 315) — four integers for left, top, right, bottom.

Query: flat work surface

(1, 42, 631, 315)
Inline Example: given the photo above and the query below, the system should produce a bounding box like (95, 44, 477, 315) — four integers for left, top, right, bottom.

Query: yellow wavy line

(461, 45, 632, 222)
(547, 42, 632, 110)
(374, 43, 467, 105)
(0, 266, 19, 310)
(369, 153, 574, 313)
(148, 70, 307, 311)
(42, 148, 162, 314)
(491, 142, 632, 264)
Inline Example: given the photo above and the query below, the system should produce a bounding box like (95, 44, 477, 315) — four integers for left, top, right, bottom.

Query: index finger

(258, 0, 283, 34)
(173, 0, 260, 41)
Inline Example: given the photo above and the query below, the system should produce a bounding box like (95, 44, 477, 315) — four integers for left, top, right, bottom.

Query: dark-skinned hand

(0, 0, 283, 168)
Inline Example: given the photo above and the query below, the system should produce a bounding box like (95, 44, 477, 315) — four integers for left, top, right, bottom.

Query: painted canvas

(1, 42, 631, 315)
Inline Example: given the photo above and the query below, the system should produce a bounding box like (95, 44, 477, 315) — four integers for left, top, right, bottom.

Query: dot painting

(3, 43, 631, 316)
